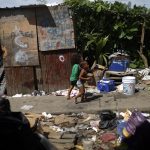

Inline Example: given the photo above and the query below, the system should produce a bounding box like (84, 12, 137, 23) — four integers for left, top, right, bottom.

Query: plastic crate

(97, 79, 115, 92)
(109, 60, 129, 72)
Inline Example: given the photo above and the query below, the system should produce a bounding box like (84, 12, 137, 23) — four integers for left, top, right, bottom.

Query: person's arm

(79, 69, 91, 81)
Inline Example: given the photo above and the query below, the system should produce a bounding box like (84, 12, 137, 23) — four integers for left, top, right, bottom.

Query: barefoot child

(75, 61, 92, 104)
(67, 54, 82, 100)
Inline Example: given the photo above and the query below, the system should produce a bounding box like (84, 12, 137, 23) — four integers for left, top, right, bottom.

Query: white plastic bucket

(122, 76, 136, 95)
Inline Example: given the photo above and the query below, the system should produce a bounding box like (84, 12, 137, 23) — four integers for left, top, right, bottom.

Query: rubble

(25, 112, 119, 150)
(23, 110, 150, 150)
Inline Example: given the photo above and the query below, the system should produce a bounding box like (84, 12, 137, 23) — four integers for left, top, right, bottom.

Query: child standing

(67, 54, 82, 100)
(75, 61, 91, 104)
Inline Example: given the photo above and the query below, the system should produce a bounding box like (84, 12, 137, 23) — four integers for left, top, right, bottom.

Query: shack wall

(39, 49, 75, 93)
(0, 6, 76, 96)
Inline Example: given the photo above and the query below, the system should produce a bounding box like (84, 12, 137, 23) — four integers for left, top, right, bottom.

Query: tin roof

(0, 0, 64, 8)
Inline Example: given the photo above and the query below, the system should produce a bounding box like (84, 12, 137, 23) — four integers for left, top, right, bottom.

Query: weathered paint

(0, 6, 76, 95)
(0, 8, 39, 66)
(36, 5, 75, 51)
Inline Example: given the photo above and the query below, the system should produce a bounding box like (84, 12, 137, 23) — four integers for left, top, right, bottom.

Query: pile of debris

(25, 112, 119, 150)
(25, 110, 150, 150)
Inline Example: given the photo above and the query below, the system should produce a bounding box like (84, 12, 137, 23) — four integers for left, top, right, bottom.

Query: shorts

(70, 80, 77, 86)
(76, 80, 84, 88)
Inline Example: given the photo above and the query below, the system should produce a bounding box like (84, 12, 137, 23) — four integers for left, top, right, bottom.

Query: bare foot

(71, 95, 75, 98)
(75, 98, 78, 104)
(67, 97, 71, 100)
(81, 97, 87, 102)
(80, 99, 86, 103)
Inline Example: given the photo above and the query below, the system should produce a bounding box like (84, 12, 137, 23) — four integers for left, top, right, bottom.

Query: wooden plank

(5, 67, 35, 95)
(36, 5, 75, 51)
(107, 77, 122, 80)
(105, 71, 135, 76)
(0, 8, 39, 66)
(61, 133, 76, 139)
(35, 67, 43, 90)
(39, 50, 76, 93)
(49, 138, 75, 144)
(50, 143, 74, 150)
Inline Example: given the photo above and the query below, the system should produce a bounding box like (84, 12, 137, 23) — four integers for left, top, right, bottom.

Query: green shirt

(70, 64, 79, 81)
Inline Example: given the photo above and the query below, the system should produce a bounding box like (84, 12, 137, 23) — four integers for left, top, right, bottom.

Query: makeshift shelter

(0, 4, 76, 95)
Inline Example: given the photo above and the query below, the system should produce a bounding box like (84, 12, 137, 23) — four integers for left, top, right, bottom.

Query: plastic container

(97, 79, 115, 92)
(122, 76, 136, 95)
(109, 60, 129, 72)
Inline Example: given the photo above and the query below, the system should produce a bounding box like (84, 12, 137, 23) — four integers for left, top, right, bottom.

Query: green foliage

(65, 0, 150, 67)
(84, 32, 109, 65)
(129, 59, 145, 69)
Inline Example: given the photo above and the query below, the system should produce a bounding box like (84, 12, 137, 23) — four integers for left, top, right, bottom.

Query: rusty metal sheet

(5, 67, 35, 96)
(39, 50, 76, 92)
(35, 66, 43, 90)
(0, 8, 39, 66)
(36, 5, 75, 51)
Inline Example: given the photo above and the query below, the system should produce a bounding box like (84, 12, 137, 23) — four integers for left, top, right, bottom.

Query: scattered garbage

(12, 93, 23, 97)
(32, 90, 46, 96)
(82, 138, 94, 150)
(51, 89, 78, 97)
(138, 68, 150, 76)
(100, 132, 116, 143)
(42, 112, 53, 120)
(23, 110, 150, 150)
(12, 90, 47, 98)
(20, 105, 33, 110)
(116, 84, 123, 93)
(90, 120, 100, 128)
(99, 110, 117, 130)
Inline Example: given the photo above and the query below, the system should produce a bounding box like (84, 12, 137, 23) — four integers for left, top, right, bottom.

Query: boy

(75, 61, 92, 104)
(67, 54, 82, 100)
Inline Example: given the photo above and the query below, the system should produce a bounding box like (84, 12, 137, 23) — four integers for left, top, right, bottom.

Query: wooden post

(137, 22, 149, 68)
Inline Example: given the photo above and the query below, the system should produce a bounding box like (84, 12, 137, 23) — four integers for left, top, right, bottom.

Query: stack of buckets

(122, 76, 136, 95)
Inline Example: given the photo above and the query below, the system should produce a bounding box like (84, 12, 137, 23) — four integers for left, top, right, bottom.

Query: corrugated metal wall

(0, 6, 76, 95)
(5, 67, 35, 95)
(39, 49, 75, 93)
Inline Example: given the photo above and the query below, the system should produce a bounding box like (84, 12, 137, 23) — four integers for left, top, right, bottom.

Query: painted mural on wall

(0, 9, 39, 66)
(37, 5, 75, 51)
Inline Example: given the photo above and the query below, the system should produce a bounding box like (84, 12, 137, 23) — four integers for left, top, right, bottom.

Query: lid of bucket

(122, 76, 136, 83)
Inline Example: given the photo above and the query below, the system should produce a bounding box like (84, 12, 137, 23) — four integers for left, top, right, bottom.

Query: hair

(0, 97, 11, 112)
(80, 61, 88, 68)
(71, 53, 82, 66)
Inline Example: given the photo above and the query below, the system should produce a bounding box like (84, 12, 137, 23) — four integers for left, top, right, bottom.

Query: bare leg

(67, 85, 74, 100)
(75, 86, 84, 104)
(81, 86, 85, 102)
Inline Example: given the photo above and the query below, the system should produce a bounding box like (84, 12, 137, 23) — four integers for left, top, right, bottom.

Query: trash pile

(11, 90, 47, 97)
(25, 110, 150, 150)
(25, 111, 117, 150)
